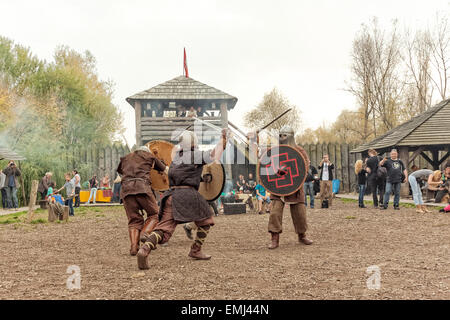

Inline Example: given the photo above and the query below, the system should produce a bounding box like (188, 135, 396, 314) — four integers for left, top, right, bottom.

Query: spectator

(155, 103, 164, 117)
(176, 105, 186, 117)
(409, 168, 434, 213)
(87, 175, 99, 204)
(355, 159, 370, 208)
(318, 154, 334, 207)
(196, 106, 205, 117)
(380, 149, 408, 210)
(112, 173, 122, 203)
(255, 180, 271, 215)
(304, 161, 318, 209)
(101, 174, 110, 189)
(246, 173, 256, 195)
(58, 172, 75, 216)
(0, 169, 6, 209)
(186, 106, 197, 118)
(3, 160, 21, 209)
(37, 172, 52, 201)
(435, 167, 450, 203)
(46, 181, 56, 198)
(366, 149, 385, 209)
(236, 174, 246, 192)
(72, 170, 81, 208)
(427, 170, 445, 201)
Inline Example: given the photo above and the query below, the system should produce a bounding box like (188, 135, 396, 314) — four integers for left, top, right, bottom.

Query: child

(46, 182, 56, 199)
(255, 181, 271, 215)
(57, 172, 75, 216)
(355, 159, 370, 208)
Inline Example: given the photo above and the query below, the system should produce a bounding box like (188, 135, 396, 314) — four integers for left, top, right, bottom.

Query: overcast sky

(1, 0, 449, 146)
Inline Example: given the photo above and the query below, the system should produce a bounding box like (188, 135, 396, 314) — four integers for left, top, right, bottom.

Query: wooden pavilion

(351, 98, 450, 196)
(126, 75, 238, 146)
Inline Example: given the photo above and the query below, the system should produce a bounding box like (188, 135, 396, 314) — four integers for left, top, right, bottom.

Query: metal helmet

(179, 130, 198, 150)
(279, 125, 295, 136)
(136, 145, 150, 153)
(279, 125, 296, 145)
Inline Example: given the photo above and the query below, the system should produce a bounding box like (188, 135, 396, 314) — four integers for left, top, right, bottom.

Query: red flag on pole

(183, 47, 189, 78)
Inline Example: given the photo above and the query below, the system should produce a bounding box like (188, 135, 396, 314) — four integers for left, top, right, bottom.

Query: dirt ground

(0, 199, 448, 300)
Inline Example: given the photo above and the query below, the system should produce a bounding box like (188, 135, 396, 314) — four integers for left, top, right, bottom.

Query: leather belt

(171, 186, 193, 189)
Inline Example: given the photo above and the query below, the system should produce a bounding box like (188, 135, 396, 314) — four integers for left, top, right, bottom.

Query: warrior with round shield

(259, 125, 313, 249)
(117, 146, 169, 256)
(137, 129, 227, 270)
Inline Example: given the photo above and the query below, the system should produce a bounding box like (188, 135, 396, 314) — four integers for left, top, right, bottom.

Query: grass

(0, 205, 122, 226)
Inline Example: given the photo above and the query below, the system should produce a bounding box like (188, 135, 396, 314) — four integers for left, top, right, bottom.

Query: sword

(257, 108, 292, 133)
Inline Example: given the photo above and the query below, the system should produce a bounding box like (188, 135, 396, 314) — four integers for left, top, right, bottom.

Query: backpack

(321, 199, 329, 208)
(377, 166, 387, 179)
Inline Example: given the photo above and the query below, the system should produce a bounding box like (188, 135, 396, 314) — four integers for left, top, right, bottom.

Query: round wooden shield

(146, 140, 175, 191)
(257, 144, 307, 196)
(198, 161, 225, 201)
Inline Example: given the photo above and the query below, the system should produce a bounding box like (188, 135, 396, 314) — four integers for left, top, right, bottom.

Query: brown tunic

(270, 145, 310, 203)
(117, 150, 166, 199)
(160, 149, 214, 222)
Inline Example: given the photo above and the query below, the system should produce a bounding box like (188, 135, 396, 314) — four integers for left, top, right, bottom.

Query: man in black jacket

(318, 154, 334, 207)
(366, 149, 385, 209)
(304, 161, 318, 208)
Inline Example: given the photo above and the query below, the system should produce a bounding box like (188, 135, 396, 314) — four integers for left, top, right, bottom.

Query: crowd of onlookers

(142, 103, 217, 118)
(355, 148, 450, 213)
(0, 166, 122, 212)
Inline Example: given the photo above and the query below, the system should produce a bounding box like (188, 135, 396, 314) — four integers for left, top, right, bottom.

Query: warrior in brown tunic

(117, 146, 168, 255)
(268, 125, 313, 249)
(137, 129, 227, 270)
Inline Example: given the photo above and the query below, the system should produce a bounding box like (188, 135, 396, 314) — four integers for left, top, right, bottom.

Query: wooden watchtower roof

(127, 76, 238, 146)
(126, 75, 237, 109)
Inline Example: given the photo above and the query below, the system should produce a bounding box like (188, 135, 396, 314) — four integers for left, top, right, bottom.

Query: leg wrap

(143, 230, 164, 250)
(194, 225, 211, 246)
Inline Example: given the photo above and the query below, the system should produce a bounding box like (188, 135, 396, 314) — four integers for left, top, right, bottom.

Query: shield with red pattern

(257, 144, 307, 196)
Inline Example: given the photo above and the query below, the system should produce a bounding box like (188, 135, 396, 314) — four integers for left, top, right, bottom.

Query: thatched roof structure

(351, 98, 450, 154)
(126, 75, 238, 109)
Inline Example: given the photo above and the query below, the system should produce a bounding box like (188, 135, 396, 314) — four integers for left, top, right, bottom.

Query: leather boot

(188, 243, 211, 260)
(137, 243, 152, 270)
(298, 233, 313, 245)
(140, 217, 158, 243)
(268, 232, 279, 249)
(129, 228, 140, 256)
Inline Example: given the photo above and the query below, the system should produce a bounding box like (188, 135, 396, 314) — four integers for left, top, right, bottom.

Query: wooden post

(220, 102, 228, 128)
(399, 147, 410, 198)
(135, 101, 142, 147)
(27, 180, 39, 223)
(341, 144, 349, 193)
(18, 161, 27, 206)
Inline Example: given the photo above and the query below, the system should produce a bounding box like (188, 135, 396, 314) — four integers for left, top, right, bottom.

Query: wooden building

(126, 75, 238, 146)
(351, 98, 450, 196)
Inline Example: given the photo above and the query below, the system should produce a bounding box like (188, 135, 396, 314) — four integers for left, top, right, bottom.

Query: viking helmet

(179, 130, 198, 150)
(136, 145, 150, 153)
(279, 125, 296, 145)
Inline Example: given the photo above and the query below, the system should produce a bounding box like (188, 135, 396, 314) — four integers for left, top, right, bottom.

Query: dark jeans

(40, 191, 47, 201)
(358, 184, 366, 206)
(368, 175, 385, 207)
(112, 183, 121, 202)
(74, 187, 81, 207)
(5, 186, 18, 208)
(1, 188, 7, 208)
(384, 182, 401, 208)
(65, 198, 74, 216)
(304, 181, 315, 207)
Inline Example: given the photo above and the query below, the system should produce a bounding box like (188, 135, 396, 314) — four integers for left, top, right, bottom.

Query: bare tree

(403, 29, 433, 115)
(244, 87, 302, 132)
(428, 14, 450, 100)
